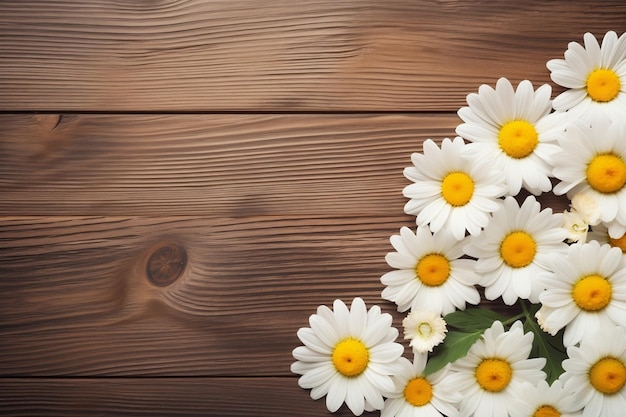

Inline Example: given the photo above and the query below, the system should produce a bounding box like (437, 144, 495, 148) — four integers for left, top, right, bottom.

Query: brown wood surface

(0, 378, 339, 417)
(0, 215, 407, 376)
(0, 113, 446, 216)
(1, 0, 625, 111)
(0, 0, 618, 416)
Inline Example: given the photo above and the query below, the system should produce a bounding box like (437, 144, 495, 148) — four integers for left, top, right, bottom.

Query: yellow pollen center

(403, 377, 433, 407)
(500, 231, 537, 268)
(586, 154, 626, 194)
(331, 338, 369, 377)
(498, 120, 539, 159)
(533, 405, 561, 417)
(572, 274, 612, 311)
(609, 234, 626, 252)
(416, 253, 451, 286)
(586, 68, 621, 102)
(441, 172, 474, 206)
(475, 358, 513, 392)
(589, 357, 626, 394)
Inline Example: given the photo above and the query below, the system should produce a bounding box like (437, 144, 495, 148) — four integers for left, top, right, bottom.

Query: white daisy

(552, 118, 626, 229)
(291, 297, 404, 415)
(456, 77, 566, 196)
(402, 310, 447, 353)
(547, 31, 626, 124)
(403, 137, 507, 240)
(536, 240, 626, 347)
(563, 193, 602, 243)
(441, 320, 547, 417)
(381, 354, 461, 417)
(560, 325, 626, 417)
(464, 195, 568, 305)
(380, 225, 481, 315)
(509, 380, 582, 417)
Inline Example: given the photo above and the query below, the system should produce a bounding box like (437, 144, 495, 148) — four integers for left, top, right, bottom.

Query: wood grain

(0, 113, 569, 217)
(0, 214, 414, 376)
(0, 205, 569, 377)
(1, 0, 624, 111)
(0, 113, 445, 216)
(0, 378, 371, 417)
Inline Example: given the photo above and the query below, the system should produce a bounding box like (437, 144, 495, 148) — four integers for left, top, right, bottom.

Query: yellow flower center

(589, 357, 626, 394)
(572, 274, 612, 311)
(331, 338, 369, 377)
(475, 358, 513, 392)
(533, 405, 561, 417)
(586, 154, 626, 194)
(500, 231, 537, 268)
(441, 172, 474, 206)
(416, 253, 450, 286)
(498, 120, 539, 159)
(609, 233, 626, 252)
(586, 68, 621, 102)
(403, 377, 433, 407)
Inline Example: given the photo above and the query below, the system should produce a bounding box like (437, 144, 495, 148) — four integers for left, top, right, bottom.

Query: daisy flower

(464, 195, 568, 305)
(563, 193, 602, 243)
(560, 325, 626, 417)
(547, 31, 626, 124)
(381, 354, 461, 417)
(510, 379, 582, 417)
(536, 240, 626, 347)
(441, 320, 547, 417)
(291, 297, 404, 415)
(402, 310, 447, 353)
(456, 77, 566, 196)
(380, 225, 481, 315)
(403, 137, 507, 241)
(552, 118, 626, 230)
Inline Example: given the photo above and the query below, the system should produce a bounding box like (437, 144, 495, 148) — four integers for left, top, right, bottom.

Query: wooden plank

(0, 377, 361, 417)
(0, 113, 570, 216)
(0, 205, 569, 376)
(0, 113, 571, 216)
(1, 0, 624, 111)
(0, 215, 413, 376)
(0, 113, 447, 216)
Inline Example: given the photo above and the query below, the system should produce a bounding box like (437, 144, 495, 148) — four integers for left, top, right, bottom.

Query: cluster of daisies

(291, 31, 626, 417)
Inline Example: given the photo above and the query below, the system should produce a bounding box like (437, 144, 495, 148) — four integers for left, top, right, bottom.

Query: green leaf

(423, 330, 484, 376)
(522, 311, 567, 383)
(444, 307, 509, 331)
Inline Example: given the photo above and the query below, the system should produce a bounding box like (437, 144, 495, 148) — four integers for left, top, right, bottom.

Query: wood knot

(146, 243, 187, 287)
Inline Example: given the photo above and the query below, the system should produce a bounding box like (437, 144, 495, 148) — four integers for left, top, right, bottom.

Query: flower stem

(502, 311, 526, 326)
(518, 298, 537, 324)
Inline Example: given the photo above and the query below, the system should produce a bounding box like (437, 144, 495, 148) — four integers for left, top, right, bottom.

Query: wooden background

(0, 1, 624, 415)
